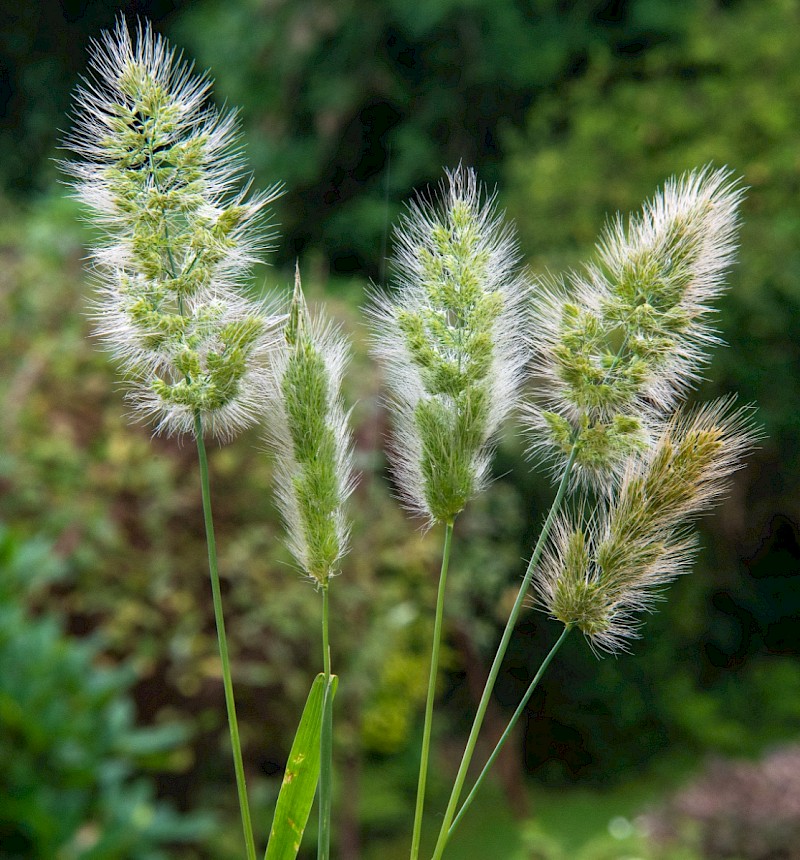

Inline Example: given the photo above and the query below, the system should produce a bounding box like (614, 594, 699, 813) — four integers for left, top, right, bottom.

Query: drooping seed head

(534, 397, 759, 653)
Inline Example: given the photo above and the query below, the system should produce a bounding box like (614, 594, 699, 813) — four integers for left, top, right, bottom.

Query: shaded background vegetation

(1, 0, 798, 857)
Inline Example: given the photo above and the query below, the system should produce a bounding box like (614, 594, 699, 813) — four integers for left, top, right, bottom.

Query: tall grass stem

(194, 413, 258, 860)
(410, 520, 455, 860)
(448, 625, 573, 837)
(430, 446, 578, 860)
(319, 584, 334, 860)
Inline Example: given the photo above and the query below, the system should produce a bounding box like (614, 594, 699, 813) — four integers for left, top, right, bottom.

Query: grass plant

(64, 17, 757, 859)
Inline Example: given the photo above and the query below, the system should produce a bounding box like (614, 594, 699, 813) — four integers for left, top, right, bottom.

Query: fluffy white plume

(533, 398, 759, 653)
(263, 269, 355, 583)
(526, 167, 743, 488)
(370, 166, 530, 523)
(63, 18, 282, 439)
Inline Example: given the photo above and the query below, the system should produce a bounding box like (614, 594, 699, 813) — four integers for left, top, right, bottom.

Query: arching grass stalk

(194, 412, 257, 860)
(410, 520, 455, 860)
(448, 624, 573, 839)
(430, 444, 578, 860)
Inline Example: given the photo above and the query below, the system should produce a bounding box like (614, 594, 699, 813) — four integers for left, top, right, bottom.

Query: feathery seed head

(534, 398, 758, 653)
(63, 18, 282, 438)
(595, 166, 742, 403)
(265, 270, 354, 585)
(371, 166, 530, 524)
(526, 168, 743, 487)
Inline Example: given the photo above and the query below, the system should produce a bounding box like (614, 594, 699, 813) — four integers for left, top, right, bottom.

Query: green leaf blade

(265, 673, 338, 860)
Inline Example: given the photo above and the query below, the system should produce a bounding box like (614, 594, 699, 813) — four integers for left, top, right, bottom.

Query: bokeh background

(2, 1, 799, 857)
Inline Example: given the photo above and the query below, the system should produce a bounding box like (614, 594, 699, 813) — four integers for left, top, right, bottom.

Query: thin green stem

(322, 583, 332, 678)
(410, 520, 455, 860)
(319, 583, 334, 860)
(194, 413, 257, 860)
(448, 625, 573, 838)
(430, 446, 578, 860)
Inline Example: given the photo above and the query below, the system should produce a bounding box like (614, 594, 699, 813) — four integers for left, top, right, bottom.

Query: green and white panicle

(534, 398, 757, 653)
(265, 267, 354, 586)
(63, 18, 282, 438)
(527, 168, 743, 487)
(371, 166, 530, 525)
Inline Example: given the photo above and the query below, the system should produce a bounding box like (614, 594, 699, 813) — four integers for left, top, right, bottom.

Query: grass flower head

(265, 267, 355, 585)
(63, 18, 282, 438)
(528, 167, 743, 487)
(371, 166, 530, 524)
(535, 398, 758, 653)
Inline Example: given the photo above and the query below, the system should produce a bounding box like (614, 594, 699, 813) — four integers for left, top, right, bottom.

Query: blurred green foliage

(0, 1, 189, 197)
(173, 0, 695, 272)
(505, 0, 800, 451)
(0, 524, 209, 858)
(2, 0, 697, 273)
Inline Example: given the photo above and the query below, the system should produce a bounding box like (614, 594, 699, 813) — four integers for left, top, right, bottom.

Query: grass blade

(265, 673, 339, 860)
